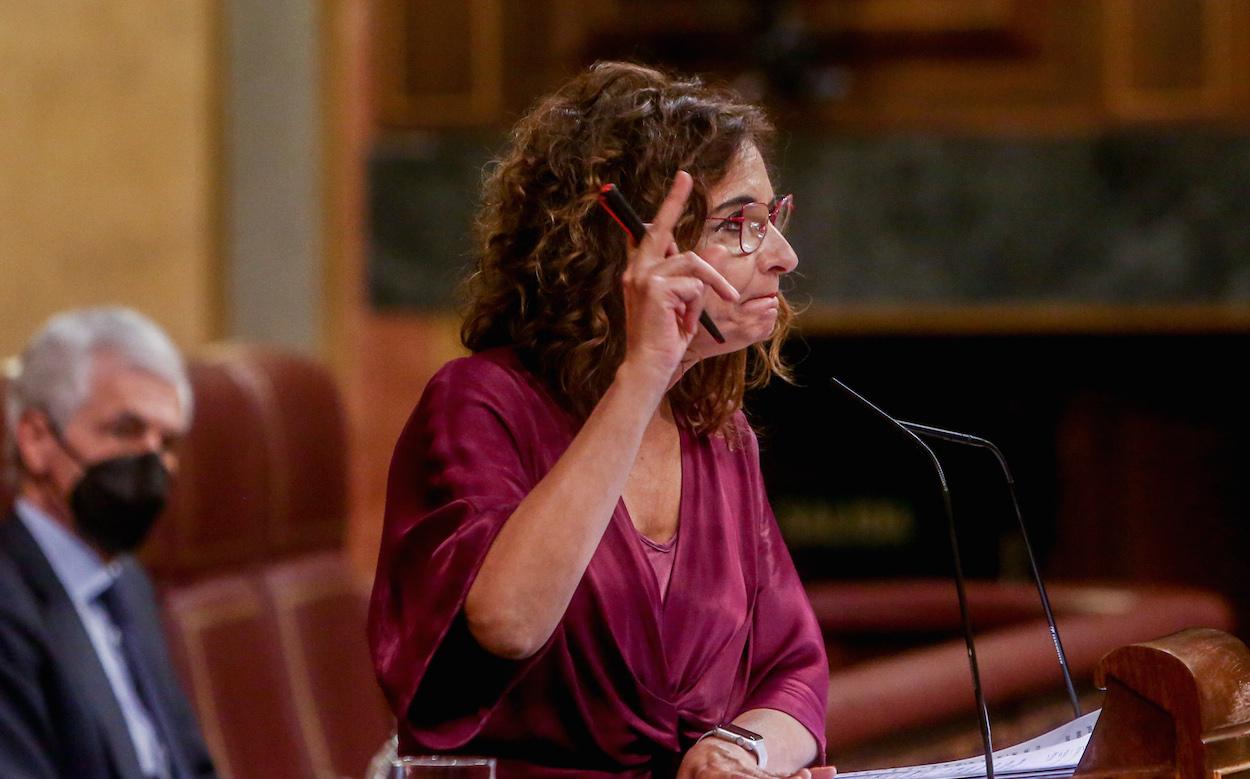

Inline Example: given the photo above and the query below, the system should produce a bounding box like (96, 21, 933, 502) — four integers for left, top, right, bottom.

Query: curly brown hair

(461, 61, 795, 436)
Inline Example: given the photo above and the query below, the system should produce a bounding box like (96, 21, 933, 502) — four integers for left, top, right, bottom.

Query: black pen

(597, 183, 726, 344)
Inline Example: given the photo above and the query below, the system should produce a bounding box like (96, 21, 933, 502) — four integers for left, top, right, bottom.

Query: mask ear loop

(37, 408, 89, 469)
(19, 409, 92, 528)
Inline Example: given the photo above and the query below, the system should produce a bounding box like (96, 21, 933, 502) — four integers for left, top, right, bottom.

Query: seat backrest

(143, 359, 273, 580)
(262, 552, 393, 779)
(162, 573, 313, 779)
(143, 346, 350, 581)
(219, 347, 349, 556)
(156, 347, 389, 778)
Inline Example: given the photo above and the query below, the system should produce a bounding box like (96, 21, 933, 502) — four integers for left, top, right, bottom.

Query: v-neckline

(621, 408, 685, 545)
(607, 420, 692, 704)
(616, 420, 690, 614)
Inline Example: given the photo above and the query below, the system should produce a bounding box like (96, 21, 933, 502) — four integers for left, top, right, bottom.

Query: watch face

(719, 723, 763, 743)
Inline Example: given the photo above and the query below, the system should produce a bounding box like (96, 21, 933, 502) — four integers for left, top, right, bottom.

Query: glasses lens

(739, 203, 770, 254)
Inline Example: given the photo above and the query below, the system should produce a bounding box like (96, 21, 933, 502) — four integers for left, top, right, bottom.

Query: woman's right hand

(619, 171, 739, 389)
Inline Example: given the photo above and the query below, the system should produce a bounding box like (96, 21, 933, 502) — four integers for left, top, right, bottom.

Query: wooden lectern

(1075, 628, 1250, 778)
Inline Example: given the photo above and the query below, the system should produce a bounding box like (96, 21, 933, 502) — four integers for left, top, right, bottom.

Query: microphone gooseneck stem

(830, 378, 995, 779)
(937, 477, 996, 779)
(899, 419, 1081, 720)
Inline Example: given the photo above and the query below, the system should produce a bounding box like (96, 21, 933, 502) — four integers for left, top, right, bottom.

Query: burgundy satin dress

(368, 348, 827, 778)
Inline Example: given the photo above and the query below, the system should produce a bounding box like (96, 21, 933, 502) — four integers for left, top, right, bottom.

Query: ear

(14, 409, 57, 478)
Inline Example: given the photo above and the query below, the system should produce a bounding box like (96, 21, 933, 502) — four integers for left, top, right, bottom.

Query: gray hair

(4, 307, 193, 483)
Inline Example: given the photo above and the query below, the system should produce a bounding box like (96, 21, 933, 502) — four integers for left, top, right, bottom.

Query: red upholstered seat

(261, 552, 393, 779)
(213, 347, 350, 556)
(150, 346, 391, 779)
(162, 574, 312, 779)
(142, 360, 273, 581)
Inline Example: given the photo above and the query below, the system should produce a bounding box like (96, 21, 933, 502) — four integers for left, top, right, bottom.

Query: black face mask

(69, 452, 170, 555)
(46, 419, 171, 555)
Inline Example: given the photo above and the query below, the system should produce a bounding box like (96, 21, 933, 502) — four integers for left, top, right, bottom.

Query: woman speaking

(369, 62, 830, 778)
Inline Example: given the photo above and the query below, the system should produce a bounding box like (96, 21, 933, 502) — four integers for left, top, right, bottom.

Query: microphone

(830, 377, 995, 779)
(897, 418, 1081, 720)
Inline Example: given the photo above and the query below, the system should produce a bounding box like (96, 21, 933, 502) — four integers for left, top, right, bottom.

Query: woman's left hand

(676, 739, 834, 779)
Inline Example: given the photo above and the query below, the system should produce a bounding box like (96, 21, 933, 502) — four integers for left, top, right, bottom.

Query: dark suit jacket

(0, 512, 216, 779)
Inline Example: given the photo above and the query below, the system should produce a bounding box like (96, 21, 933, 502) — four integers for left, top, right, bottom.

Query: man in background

(0, 307, 216, 779)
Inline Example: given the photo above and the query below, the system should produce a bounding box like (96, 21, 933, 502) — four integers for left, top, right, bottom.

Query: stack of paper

(839, 709, 1101, 779)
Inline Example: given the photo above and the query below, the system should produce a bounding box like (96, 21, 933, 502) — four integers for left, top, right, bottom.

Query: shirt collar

(14, 497, 122, 605)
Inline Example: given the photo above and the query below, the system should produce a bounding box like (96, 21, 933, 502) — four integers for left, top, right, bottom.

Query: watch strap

(697, 724, 768, 769)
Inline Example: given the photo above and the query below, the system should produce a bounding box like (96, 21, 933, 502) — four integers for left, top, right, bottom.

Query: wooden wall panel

(0, 1, 221, 356)
(373, 0, 504, 127)
(801, 1, 1104, 133)
(368, 0, 1250, 133)
(1104, 0, 1250, 124)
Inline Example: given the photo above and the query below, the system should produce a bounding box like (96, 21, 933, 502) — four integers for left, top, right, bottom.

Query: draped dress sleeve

(367, 350, 565, 750)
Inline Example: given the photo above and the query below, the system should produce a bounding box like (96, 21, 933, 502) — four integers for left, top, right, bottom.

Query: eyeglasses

(704, 194, 794, 255)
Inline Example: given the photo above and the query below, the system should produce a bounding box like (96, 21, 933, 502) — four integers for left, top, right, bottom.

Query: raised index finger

(642, 170, 694, 252)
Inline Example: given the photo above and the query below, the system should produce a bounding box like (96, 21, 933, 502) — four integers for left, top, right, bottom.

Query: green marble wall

(368, 132, 1250, 310)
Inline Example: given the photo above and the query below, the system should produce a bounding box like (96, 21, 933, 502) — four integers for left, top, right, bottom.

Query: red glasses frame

(704, 194, 794, 254)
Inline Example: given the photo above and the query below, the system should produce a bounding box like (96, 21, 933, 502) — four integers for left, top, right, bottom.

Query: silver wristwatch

(698, 723, 768, 769)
